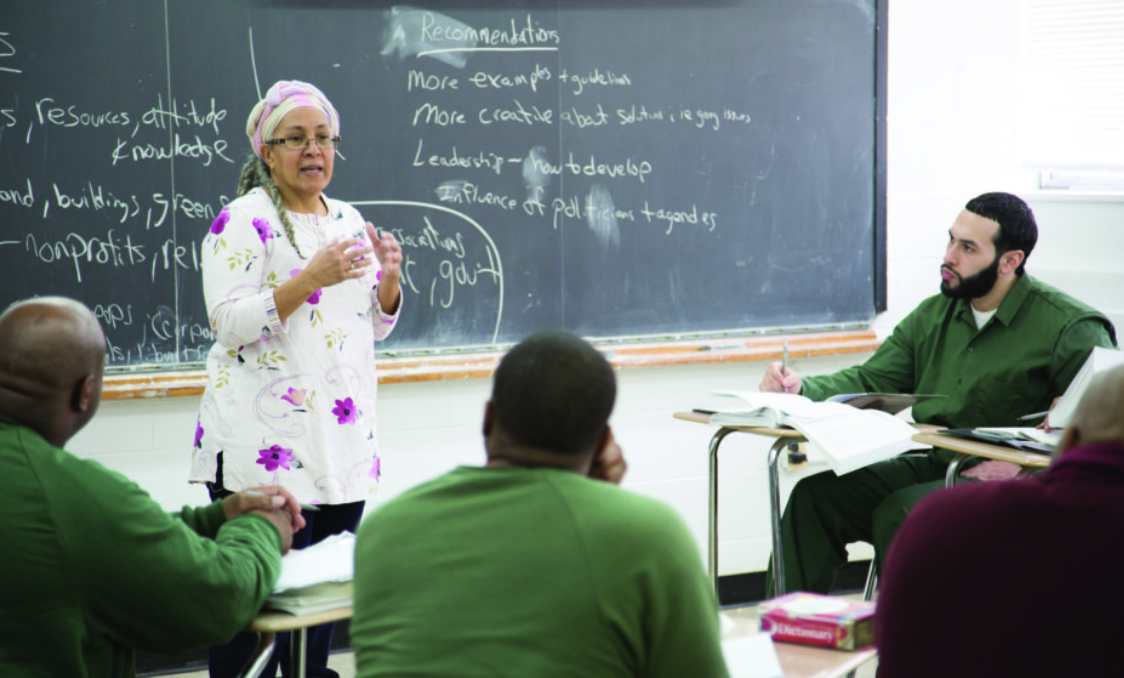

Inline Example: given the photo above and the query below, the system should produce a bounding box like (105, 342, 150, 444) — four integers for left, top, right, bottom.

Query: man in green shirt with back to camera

(0, 297, 307, 678)
(758, 192, 1116, 595)
(352, 330, 730, 678)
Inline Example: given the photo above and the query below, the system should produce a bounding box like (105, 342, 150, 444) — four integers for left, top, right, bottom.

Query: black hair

(964, 192, 1037, 275)
(490, 330, 616, 456)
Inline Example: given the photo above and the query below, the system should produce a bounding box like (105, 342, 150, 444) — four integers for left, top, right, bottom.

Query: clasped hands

(222, 486, 307, 553)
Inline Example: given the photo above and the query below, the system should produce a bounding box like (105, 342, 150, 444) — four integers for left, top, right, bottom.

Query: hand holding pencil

(760, 339, 803, 394)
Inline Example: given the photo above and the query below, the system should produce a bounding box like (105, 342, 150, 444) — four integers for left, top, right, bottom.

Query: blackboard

(0, 0, 886, 370)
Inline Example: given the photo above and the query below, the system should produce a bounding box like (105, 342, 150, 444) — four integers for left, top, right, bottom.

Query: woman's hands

(367, 223, 402, 315)
(273, 224, 403, 322)
(302, 235, 375, 288)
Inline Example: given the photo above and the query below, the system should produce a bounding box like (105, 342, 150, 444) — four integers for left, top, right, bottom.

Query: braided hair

(236, 151, 306, 259)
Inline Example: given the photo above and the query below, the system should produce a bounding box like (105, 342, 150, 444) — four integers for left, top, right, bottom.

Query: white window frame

(1018, 0, 1124, 191)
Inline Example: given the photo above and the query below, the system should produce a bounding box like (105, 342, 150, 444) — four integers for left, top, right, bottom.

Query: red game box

(759, 592, 875, 651)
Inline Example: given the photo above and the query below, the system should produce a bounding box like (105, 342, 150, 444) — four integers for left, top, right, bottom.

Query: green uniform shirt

(353, 466, 729, 678)
(0, 417, 283, 678)
(802, 274, 1116, 429)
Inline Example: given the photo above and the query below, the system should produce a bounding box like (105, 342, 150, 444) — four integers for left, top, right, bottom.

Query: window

(1018, 0, 1124, 189)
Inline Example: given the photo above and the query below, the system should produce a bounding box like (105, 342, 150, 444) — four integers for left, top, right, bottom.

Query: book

(1047, 347, 1124, 428)
(825, 392, 945, 415)
(973, 426, 1063, 448)
(707, 391, 926, 475)
(265, 581, 353, 615)
(264, 531, 356, 615)
(758, 592, 875, 651)
(944, 428, 1056, 455)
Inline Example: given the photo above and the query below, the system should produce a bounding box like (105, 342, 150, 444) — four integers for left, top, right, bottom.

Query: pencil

(782, 339, 789, 379)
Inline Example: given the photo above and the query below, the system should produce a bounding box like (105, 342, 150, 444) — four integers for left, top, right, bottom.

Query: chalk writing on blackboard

(1, 0, 881, 369)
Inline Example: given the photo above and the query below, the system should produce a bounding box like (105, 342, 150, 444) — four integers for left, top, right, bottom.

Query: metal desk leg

(707, 427, 737, 595)
(290, 628, 308, 678)
(945, 453, 970, 488)
(707, 428, 801, 600)
(240, 631, 277, 678)
(766, 437, 795, 598)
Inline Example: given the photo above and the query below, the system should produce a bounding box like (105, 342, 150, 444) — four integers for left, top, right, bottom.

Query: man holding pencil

(758, 192, 1116, 595)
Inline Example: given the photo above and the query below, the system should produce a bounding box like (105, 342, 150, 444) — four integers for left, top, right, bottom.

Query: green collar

(953, 273, 1034, 330)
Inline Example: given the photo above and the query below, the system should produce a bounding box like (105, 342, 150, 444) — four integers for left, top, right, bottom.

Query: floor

(155, 600, 876, 678)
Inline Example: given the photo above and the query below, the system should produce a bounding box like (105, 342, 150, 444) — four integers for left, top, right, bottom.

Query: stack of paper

(708, 391, 926, 475)
(265, 531, 356, 615)
(266, 581, 353, 616)
(721, 632, 784, 678)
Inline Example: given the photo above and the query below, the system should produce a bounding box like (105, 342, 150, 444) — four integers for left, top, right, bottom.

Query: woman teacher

(190, 80, 402, 678)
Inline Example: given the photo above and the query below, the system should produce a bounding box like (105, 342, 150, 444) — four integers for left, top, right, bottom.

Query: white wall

(69, 0, 1124, 578)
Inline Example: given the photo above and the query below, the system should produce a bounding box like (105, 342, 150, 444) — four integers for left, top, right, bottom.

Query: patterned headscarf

(246, 80, 340, 160)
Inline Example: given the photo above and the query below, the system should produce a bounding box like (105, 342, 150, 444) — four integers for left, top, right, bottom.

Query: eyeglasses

(266, 133, 341, 151)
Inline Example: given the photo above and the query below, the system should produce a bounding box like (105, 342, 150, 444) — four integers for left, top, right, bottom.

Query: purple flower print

(253, 217, 275, 245)
(257, 445, 295, 472)
(209, 209, 230, 235)
(281, 387, 308, 407)
(369, 457, 381, 480)
(194, 421, 204, 448)
(333, 397, 359, 426)
(289, 268, 322, 305)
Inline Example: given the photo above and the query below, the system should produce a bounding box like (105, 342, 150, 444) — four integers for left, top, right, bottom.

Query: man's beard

(940, 254, 1001, 300)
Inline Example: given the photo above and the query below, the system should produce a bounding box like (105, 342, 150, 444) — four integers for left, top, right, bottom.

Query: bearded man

(757, 192, 1116, 595)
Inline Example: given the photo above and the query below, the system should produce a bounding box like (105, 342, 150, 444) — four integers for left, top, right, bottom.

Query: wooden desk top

(912, 432, 1052, 468)
(246, 606, 353, 633)
(673, 411, 806, 438)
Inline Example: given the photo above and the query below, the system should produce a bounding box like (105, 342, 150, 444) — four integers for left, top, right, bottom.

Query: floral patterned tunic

(189, 187, 400, 505)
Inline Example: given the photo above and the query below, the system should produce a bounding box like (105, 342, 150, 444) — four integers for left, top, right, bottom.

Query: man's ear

(1000, 249, 1024, 275)
(71, 374, 96, 414)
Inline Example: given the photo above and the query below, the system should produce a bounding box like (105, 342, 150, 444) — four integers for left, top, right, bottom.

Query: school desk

(240, 606, 352, 678)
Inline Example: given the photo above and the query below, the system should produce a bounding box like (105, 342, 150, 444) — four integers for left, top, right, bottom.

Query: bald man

(0, 297, 306, 678)
(876, 363, 1124, 677)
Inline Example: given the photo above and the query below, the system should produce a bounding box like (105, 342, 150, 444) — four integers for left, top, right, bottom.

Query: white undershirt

(972, 306, 997, 330)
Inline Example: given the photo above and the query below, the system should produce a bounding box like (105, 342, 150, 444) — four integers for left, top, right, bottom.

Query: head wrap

(246, 80, 341, 160)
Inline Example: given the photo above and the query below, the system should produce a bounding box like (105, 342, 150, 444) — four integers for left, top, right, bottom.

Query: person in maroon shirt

(876, 363, 1124, 677)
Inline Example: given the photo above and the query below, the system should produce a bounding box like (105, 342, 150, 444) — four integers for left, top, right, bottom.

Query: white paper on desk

(722, 632, 784, 678)
(272, 531, 356, 593)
